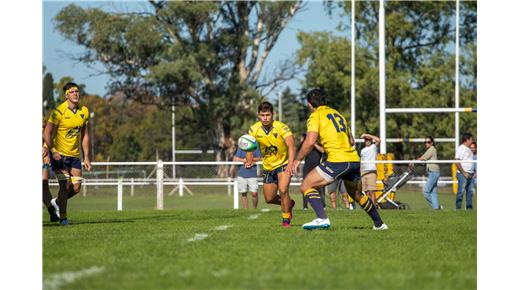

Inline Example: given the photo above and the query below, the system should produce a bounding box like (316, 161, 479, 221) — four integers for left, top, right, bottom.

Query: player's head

(63, 82, 80, 104)
(461, 132, 473, 145)
(306, 88, 327, 110)
(470, 142, 477, 154)
(257, 101, 274, 126)
(424, 136, 435, 147)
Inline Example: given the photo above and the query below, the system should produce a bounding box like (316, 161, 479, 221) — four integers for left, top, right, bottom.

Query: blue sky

(43, 0, 346, 100)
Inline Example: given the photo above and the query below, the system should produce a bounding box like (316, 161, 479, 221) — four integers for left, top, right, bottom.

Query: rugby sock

(358, 195, 383, 227)
(42, 180, 52, 207)
(282, 212, 290, 224)
(304, 188, 328, 219)
(57, 182, 69, 220)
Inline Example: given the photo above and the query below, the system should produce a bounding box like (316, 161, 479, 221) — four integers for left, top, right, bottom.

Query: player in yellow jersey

(42, 116, 59, 222)
(291, 89, 388, 230)
(43, 82, 92, 226)
(245, 102, 296, 227)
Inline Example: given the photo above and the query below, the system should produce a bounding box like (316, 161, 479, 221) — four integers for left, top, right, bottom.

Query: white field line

(248, 214, 261, 220)
(186, 233, 208, 242)
(43, 266, 105, 290)
(187, 224, 233, 242)
(210, 269, 229, 278)
(261, 208, 270, 212)
(213, 224, 233, 231)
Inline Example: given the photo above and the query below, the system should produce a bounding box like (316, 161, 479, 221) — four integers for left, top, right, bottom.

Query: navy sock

(306, 189, 328, 219)
(359, 195, 383, 227)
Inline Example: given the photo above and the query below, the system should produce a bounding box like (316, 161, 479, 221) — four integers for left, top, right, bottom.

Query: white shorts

(237, 176, 259, 193)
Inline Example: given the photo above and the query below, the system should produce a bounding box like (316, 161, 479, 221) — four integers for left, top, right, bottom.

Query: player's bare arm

(313, 143, 325, 153)
(292, 131, 318, 175)
(81, 124, 92, 171)
(284, 135, 296, 175)
(348, 131, 355, 146)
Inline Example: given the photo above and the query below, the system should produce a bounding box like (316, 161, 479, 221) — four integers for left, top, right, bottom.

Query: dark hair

(461, 132, 473, 143)
(426, 136, 435, 147)
(306, 88, 327, 108)
(63, 82, 79, 93)
(257, 101, 273, 113)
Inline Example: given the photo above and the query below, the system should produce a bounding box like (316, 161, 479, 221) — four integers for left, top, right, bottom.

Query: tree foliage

(53, 1, 304, 173)
(299, 1, 477, 160)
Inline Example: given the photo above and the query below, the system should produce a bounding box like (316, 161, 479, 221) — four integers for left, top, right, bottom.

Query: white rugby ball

(238, 135, 258, 151)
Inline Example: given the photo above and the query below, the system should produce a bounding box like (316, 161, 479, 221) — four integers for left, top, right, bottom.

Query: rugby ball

(238, 135, 258, 151)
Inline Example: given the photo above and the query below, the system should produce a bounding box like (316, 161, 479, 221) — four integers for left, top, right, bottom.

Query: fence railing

(48, 160, 476, 210)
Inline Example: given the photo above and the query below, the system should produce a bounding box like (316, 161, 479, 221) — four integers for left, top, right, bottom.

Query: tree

(299, 1, 477, 160)
(273, 87, 307, 137)
(53, 1, 304, 176)
(42, 71, 55, 114)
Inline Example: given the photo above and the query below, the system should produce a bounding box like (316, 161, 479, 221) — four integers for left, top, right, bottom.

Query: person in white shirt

(455, 133, 475, 210)
(470, 142, 477, 189)
(360, 133, 380, 205)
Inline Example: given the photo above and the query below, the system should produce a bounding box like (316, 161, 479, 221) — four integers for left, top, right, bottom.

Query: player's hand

(83, 158, 92, 171)
(463, 171, 469, 179)
(285, 162, 293, 176)
(52, 151, 62, 161)
(291, 160, 301, 176)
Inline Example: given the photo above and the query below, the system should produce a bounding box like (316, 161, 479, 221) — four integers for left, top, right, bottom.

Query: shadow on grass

(42, 211, 242, 227)
(42, 219, 134, 227)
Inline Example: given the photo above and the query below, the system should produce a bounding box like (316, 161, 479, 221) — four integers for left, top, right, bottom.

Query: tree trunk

(214, 119, 235, 178)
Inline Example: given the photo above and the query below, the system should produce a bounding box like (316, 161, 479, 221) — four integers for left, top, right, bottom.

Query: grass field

(43, 189, 477, 290)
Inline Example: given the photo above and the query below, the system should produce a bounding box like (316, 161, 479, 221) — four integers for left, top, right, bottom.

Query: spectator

(455, 133, 475, 210)
(326, 179, 354, 210)
(360, 133, 380, 205)
(300, 133, 326, 210)
(470, 142, 477, 189)
(415, 136, 442, 210)
(233, 146, 262, 209)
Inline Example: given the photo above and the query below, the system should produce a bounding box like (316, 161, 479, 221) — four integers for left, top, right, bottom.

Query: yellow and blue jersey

(248, 121, 293, 171)
(48, 101, 89, 158)
(307, 106, 360, 162)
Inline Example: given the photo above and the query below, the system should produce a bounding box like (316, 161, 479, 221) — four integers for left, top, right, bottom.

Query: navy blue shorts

(51, 154, 82, 171)
(262, 164, 287, 184)
(316, 161, 361, 183)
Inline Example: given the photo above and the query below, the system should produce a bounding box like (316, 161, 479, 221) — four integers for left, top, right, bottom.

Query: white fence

(49, 160, 476, 210)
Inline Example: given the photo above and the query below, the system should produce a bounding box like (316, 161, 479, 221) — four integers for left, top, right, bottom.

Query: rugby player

(245, 102, 296, 227)
(43, 82, 92, 225)
(291, 88, 388, 230)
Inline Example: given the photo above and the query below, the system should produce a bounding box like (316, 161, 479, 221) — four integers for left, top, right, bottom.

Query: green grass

(43, 189, 476, 290)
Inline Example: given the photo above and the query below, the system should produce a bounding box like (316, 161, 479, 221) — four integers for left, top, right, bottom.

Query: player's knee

(252, 192, 258, 197)
(71, 176, 83, 193)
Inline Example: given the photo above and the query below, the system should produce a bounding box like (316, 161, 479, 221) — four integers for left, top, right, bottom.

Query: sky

(43, 0, 347, 100)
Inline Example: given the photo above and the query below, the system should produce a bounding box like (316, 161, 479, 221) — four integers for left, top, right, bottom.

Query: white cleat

(302, 218, 331, 230)
(50, 198, 60, 218)
(373, 223, 388, 231)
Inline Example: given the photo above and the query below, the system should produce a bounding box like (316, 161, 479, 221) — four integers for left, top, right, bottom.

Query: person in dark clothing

(300, 133, 326, 209)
